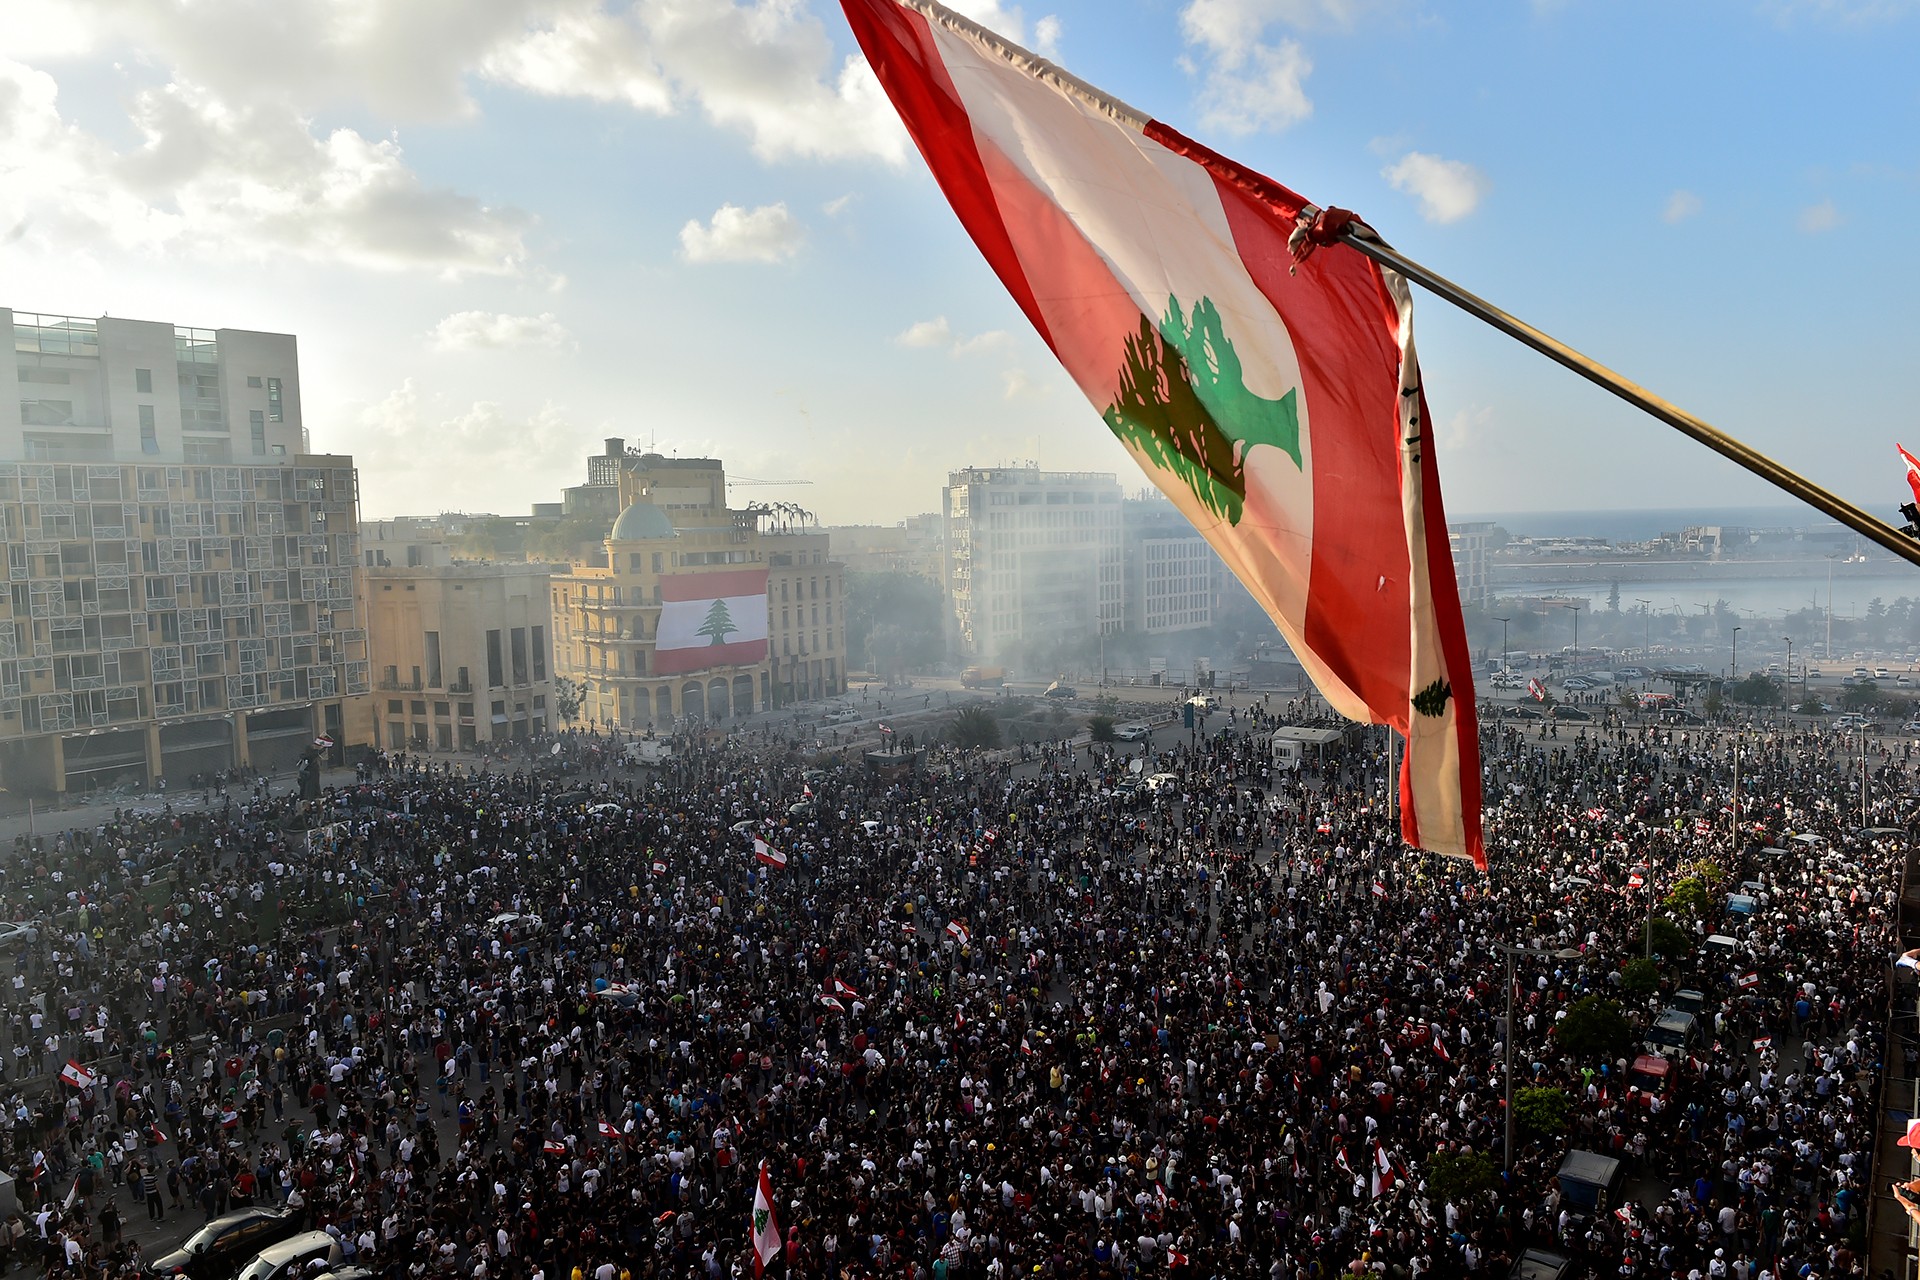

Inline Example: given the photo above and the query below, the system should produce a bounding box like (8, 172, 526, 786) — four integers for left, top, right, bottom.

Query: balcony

(376, 677, 423, 692)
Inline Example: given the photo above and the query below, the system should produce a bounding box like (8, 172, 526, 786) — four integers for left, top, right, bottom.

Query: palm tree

(949, 705, 1002, 750)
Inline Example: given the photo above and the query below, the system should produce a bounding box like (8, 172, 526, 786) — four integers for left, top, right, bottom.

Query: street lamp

(1496, 940, 1566, 1174)
(1559, 601, 1582, 668)
(1731, 626, 1740, 680)
(1635, 599, 1652, 657)
(1783, 637, 1793, 707)
(1493, 616, 1511, 672)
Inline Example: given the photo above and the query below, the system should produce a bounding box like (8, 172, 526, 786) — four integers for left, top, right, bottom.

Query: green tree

(452, 515, 525, 560)
(1426, 1150, 1497, 1203)
(696, 599, 739, 645)
(1644, 916, 1692, 959)
(1554, 994, 1632, 1061)
(1665, 876, 1712, 918)
(1089, 715, 1116, 743)
(845, 572, 946, 676)
(1621, 956, 1660, 994)
(553, 677, 583, 724)
(1703, 689, 1724, 719)
(523, 512, 612, 562)
(1728, 673, 1782, 707)
(1842, 680, 1880, 711)
(1514, 1086, 1569, 1136)
(1608, 581, 1621, 613)
(949, 705, 1002, 750)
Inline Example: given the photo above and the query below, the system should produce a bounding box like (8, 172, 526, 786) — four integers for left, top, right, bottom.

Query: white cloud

(1381, 150, 1488, 224)
(1033, 15, 1064, 58)
(822, 193, 855, 217)
(1764, 0, 1920, 24)
(481, 5, 671, 112)
(1439, 403, 1491, 452)
(895, 316, 1011, 354)
(0, 58, 531, 277)
(1002, 369, 1051, 400)
(1195, 40, 1312, 135)
(628, 0, 908, 165)
(347, 379, 586, 513)
(1663, 189, 1703, 223)
(1178, 1, 1328, 136)
(678, 202, 805, 264)
(429, 311, 573, 352)
(1797, 198, 1842, 232)
(1180, 0, 1364, 53)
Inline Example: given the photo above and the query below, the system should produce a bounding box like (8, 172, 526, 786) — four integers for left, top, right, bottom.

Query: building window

(247, 376, 263, 388)
(266, 377, 283, 422)
(249, 410, 266, 455)
(510, 628, 528, 685)
(135, 368, 153, 394)
(486, 630, 503, 687)
(138, 405, 158, 455)
(531, 625, 547, 682)
(424, 631, 442, 687)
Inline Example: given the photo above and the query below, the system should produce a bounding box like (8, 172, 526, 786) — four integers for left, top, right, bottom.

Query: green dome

(609, 501, 677, 542)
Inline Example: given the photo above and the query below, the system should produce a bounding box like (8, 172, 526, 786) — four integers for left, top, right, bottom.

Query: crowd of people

(0, 692, 1906, 1280)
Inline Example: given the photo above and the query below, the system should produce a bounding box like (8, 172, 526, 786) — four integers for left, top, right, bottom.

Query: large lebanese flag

(655, 569, 769, 676)
(843, 0, 1483, 864)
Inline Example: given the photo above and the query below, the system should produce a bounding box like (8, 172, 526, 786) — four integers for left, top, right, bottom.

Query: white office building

(943, 465, 1123, 663)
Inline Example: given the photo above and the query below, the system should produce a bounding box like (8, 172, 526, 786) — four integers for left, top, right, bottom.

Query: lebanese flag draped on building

(654, 569, 769, 676)
(843, 0, 1483, 864)
(751, 1161, 782, 1277)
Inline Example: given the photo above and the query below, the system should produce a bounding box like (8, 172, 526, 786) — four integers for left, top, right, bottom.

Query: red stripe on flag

(657, 569, 769, 602)
(839, 0, 1056, 351)
(653, 638, 767, 676)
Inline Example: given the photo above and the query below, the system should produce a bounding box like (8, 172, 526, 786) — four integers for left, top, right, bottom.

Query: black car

(1550, 706, 1593, 721)
(147, 1208, 299, 1280)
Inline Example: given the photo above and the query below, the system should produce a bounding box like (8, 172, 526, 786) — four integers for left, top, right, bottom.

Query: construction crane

(726, 476, 813, 488)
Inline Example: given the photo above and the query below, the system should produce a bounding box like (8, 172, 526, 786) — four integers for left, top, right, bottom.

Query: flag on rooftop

(842, 0, 1483, 866)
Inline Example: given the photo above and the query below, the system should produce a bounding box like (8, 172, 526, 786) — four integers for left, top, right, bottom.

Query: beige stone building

(359, 527, 556, 751)
(551, 454, 844, 729)
(0, 304, 368, 796)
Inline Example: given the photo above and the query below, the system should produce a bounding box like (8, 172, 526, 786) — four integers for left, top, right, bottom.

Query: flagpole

(1334, 229, 1920, 571)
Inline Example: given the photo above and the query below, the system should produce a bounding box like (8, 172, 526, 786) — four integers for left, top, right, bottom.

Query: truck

(622, 738, 673, 765)
(960, 666, 1006, 688)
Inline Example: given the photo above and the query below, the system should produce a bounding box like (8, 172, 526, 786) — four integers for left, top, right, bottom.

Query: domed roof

(609, 500, 677, 542)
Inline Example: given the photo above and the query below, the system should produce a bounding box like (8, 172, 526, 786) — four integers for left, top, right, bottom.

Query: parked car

(1551, 705, 1593, 721)
(146, 1209, 301, 1280)
(486, 912, 543, 938)
(1113, 723, 1150, 741)
(234, 1233, 342, 1280)
(1043, 683, 1078, 700)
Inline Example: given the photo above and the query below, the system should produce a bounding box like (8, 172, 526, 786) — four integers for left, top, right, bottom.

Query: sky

(1, 0, 1916, 527)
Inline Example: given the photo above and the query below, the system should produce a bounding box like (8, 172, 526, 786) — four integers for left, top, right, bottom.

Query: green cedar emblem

(1102, 294, 1301, 526)
(696, 599, 738, 646)
(1411, 678, 1452, 718)
(753, 1208, 769, 1234)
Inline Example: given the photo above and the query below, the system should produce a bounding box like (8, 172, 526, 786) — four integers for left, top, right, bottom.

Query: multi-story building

(943, 465, 1122, 664)
(359, 530, 556, 751)
(1121, 495, 1218, 634)
(0, 305, 367, 796)
(1448, 521, 1498, 607)
(550, 453, 845, 728)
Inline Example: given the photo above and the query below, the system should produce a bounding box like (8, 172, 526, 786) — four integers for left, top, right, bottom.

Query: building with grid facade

(1122, 495, 1219, 634)
(0, 308, 367, 798)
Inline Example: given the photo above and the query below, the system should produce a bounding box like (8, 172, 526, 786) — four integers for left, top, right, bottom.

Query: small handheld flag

(753, 838, 788, 869)
(751, 1162, 782, 1277)
(946, 920, 972, 945)
(59, 1061, 95, 1089)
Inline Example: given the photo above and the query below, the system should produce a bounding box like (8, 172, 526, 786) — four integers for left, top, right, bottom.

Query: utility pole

(1494, 616, 1510, 673)
(1635, 599, 1652, 657)
(1731, 626, 1740, 681)
(1783, 637, 1793, 709)
(1496, 940, 1561, 1174)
